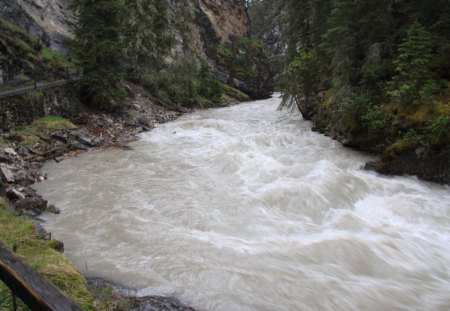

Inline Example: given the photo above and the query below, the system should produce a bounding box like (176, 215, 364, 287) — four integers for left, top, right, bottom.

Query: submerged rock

(87, 278, 196, 311)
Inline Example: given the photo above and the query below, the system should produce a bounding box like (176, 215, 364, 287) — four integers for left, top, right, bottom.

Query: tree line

(250, 0, 449, 160)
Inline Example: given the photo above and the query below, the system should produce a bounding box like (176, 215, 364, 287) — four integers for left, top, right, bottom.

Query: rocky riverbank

(0, 83, 198, 310)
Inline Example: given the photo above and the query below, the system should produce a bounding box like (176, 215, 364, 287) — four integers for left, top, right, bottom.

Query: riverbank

(0, 83, 200, 309)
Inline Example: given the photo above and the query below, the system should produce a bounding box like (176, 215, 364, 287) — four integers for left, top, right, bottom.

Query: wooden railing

(0, 244, 82, 311)
(0, 68, 80, 100)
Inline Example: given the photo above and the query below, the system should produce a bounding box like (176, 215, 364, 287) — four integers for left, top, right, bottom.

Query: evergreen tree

(388, 22, 437, 106)
(71, 0, 127, 110)
(124, 0, 173, 81)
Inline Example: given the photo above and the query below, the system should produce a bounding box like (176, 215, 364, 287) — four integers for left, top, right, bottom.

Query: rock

(366, 149, 450, 185)
(137, 116, 152, 127)
(124, 117, 139, 127)
(92, 137, 105, 146)
(7, 188, 26, 201)
(14, 197, 48, 216)
(21, 187, 42, 198)
(132, 104, 142, 111)
(52, 131, 69, 143)
(71, 143, 89, 151)
(0, 164, 15, 183)
(34, 223, 51, 240)
(4, 148, 17, 156)
(46, 204, 61, 214)
(76, 133, 96, 147)
(0, 151, 9, 163)
(48, 239, 64, 252)
(0, 182, 6, 197)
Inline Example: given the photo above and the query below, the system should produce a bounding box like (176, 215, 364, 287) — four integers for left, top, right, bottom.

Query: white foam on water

(36, 94, 450, 311)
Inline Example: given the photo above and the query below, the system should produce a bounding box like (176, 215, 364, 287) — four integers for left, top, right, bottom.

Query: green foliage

(0, 205, 93, 310)
(71, 0, 127, 110)
(388, 22, 438, 106)
(141, 60, 224, 107)
(426, 115, 450, 146)
(11, 115, 76, 146)
(219, 36, 273, 99)
(33, 116, 77, 131)
(280, 49, 318, 109)
(197, 62, 222, 102)
(0, 18, 68, 84)
(124, 0, 173, 80)
(276, 0, 450, 159)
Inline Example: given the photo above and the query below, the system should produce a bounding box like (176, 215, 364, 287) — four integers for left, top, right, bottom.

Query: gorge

(0, 0, 449, 310)
(36, 96, 450, 311)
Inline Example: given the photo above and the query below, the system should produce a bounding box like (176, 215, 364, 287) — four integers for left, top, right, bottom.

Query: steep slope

(0, 0, 74, 52)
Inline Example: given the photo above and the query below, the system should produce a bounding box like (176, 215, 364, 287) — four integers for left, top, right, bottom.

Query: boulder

(14, 197, 48, 217)
(46, 204, 61, 214)
(7, 188, 26, 201)
(0, 164, 15, 183)
(48, 239, 64, 252)
(34, 223, 51, 240)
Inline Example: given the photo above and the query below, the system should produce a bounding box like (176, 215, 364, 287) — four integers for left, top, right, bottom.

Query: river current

(36, 95, 450, 311)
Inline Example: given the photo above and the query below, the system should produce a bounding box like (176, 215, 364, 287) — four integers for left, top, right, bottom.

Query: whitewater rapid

(36, 95, 450, 311)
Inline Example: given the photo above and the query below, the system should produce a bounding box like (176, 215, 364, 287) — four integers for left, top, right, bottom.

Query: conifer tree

(71, 0, 127, 110)
(124, 0, 172, 81)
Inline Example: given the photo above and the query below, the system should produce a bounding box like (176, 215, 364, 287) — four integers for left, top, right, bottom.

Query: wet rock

(7, 188, 26, 201)
(21, 187, 41, 198)
(0, 164, 15, 183)
(46, 204, 61, 214)
(87, 278, 196, 311)
(34, 222, 51, 240)
(14, 197, 48, 216)
(366, 149, 450, 184)
(137, 116, 152, 127)
(72, 143, 90, 151)
(48, 239, 64, 252)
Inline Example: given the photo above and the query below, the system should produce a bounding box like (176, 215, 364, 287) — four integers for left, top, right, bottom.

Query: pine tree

(388, 22, 436, 106)
(71, 0, 127, 110)
(124, 0, 172, 81)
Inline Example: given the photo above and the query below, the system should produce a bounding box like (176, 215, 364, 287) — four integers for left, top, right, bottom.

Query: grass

(221, 83, 250, 102)
(11, 115, 76, 146)
(0, 17, 72, 83)
(42, 47, 69, 68)
(34, 116, 77, 131)
(0, 204, 94, 310)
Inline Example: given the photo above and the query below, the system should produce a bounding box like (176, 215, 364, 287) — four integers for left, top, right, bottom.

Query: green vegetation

(11, 115, 76, 146)
(71, 0, 127, 110)
(270, 0, 450, 159)
(0, 18, 69, 87)
(218, 36, 273, 99)
(124, 0, 173, 81)
(0, 204, 93, 310)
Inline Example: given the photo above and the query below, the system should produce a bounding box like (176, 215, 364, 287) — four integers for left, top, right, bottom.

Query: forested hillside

(248, 0, 450, 183)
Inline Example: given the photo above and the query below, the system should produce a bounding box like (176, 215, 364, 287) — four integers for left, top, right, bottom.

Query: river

(36, 95, 450, 311)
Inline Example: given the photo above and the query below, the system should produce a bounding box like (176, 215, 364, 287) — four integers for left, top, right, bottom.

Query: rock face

(0, 0, 249, 59)
(0, 0, 74, 52)
(171, 0, 250, 81)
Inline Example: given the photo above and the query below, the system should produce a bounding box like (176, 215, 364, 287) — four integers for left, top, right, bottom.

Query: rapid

(36, 95, 450, 311)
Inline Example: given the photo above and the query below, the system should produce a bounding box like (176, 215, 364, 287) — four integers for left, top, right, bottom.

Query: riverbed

(36, 95, 450, 311)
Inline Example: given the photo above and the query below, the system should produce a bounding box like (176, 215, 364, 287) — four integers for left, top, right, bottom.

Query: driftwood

(0, 243, 82, 311)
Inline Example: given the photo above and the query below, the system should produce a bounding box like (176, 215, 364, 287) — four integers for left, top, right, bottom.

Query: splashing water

(36, 95, 450, 311)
